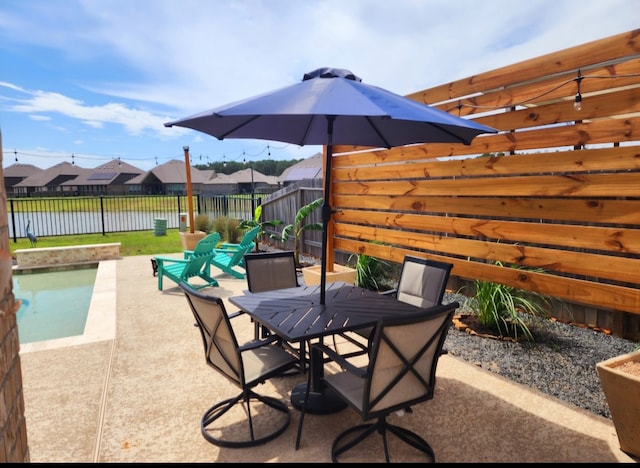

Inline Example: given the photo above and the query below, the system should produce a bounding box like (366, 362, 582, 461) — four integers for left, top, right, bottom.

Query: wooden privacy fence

(322, 29, 640, 339)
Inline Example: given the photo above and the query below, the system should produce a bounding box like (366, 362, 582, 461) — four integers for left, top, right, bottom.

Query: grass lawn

(9, 229, 186, 257)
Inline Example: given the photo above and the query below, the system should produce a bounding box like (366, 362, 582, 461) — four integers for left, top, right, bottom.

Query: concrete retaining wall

(14, 243, 121, 268)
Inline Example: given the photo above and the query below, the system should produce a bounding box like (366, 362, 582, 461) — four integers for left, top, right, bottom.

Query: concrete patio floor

(19, 254, 638, 462)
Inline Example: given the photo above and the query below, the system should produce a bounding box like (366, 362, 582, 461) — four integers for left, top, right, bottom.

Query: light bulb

(573, 92, 582, 111)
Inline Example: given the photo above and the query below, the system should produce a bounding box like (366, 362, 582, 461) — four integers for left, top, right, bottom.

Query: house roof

(202, 172, 237, 186)
(3, 163, 43, 178)
(232, 168, 278, 185)
(279, 153, 322, 183)
(14, 161, 84, 187)
(141, 159, 210, 184)
(60, 159, 143, 186)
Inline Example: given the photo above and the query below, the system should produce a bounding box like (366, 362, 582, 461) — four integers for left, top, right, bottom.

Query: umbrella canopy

(165, 67, 497, 304)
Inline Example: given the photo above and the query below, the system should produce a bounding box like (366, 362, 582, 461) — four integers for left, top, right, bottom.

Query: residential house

(60, 159, 143, 195)
(5, 153, 321, 197)
(2, 163, 42, 197)
(12, 162, 84, 197)
(126, 159, 210, 195)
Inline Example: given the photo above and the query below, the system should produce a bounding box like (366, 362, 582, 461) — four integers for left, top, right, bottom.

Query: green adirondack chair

(209, 241, 253, 279)
(154, 233, 221, 291)
(213, 225, 260, 267)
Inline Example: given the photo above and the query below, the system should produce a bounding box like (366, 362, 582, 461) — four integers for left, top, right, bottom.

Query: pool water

(13, 267, 97, 344)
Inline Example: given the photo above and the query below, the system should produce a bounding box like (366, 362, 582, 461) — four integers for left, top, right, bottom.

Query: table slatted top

(230, 281, 424, 342)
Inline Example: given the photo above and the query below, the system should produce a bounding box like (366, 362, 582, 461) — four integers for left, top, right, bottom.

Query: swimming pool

(13, 260, 117, 353)
(13, 265, 97, 344)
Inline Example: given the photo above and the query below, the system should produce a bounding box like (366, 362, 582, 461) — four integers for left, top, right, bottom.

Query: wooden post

(183, 146, 195, 234)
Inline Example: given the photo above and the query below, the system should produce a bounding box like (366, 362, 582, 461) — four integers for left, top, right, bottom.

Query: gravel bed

(442, 292, 638, 419)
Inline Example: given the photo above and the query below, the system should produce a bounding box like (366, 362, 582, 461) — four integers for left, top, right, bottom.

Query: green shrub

(212, 216, 242, 243)
(472, 261, 553, 341)
(350, 253, 392, 292)
(225, 218, 242, 244)
(194, 214, 212, 233)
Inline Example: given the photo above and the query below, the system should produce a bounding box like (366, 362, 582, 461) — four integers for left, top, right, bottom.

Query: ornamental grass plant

(471, 261, 554, 341)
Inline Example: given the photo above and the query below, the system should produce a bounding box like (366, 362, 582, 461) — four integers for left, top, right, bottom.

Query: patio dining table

(229, 281, 429, 414)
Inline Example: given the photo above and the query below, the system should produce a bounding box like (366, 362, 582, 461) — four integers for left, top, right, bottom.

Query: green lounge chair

(183, 226, 259, 260)
(214, 226, 261, 265)
(209, 241, 253, 279)
(154, 233, 221, 291)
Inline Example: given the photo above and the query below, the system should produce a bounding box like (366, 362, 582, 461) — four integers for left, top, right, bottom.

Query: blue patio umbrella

(165, 67, 497, 304)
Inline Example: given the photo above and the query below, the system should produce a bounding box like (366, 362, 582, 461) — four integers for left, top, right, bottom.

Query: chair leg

(386, 423, 435, 462)
(331, 416, 435, 462)
(331, 422, 379, 462)
(201, 389, 291, 448)
(294, 364, 314, 450)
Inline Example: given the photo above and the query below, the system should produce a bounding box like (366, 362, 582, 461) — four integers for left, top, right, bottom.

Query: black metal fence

(7, 194, 259, 242)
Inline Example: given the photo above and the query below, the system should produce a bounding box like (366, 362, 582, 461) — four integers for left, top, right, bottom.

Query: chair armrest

(183, 250, 194, 259)
(312, 343, 367, 379)
(219, 243, 241, 250)
(154, 256, 189, 265)
(213, 248, 236, 256)
(227, 309, 246, 320)
(379, 288, 397, 298)
(238, 334, 279, 351)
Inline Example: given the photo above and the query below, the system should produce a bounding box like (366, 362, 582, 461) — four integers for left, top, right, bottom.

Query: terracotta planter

(596, 349, 640, 458)
(179, 231, 207, 251)
(302, 264, 357, 286)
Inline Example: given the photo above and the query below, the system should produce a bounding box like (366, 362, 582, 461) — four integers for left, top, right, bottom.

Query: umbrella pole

(183, 146, 195, 234)
(320, 116, 336, 306)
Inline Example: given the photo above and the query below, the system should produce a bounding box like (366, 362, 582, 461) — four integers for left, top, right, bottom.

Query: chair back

(395, 257, 453, 308)
(182, 233, 221, 279)
(245, 251, 298, 293)
(239, 226, 260, 251)
(225, 242, 253, 266)
(193, 232, 221, 255)
(180, 282, 243, 387)
(363, 302, 457, 417)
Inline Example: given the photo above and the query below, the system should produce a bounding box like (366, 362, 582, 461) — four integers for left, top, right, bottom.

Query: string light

(72, 153, 75, 165)
(450, 70, 640, 113)
(2, 142, 295, 169)
(574, 69, 583, 111)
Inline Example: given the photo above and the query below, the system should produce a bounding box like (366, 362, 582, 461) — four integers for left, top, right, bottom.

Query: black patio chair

(345, 256, 453, 354)
(244, 250, 310, 371)
(179, 281, 297, 448)
(295, 301, 459, 462)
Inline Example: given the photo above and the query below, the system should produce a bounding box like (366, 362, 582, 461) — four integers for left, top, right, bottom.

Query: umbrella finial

(303, 68, 361, 82)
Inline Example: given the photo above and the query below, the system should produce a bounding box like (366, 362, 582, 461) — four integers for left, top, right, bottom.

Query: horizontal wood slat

(335, 223, 640, 284)
(332, 172, 640, 197)
(333, 195, 639, 225)
(333, 209, 640, 255)
(404, 29, 640, 105)
(332, 146, 640, 180)
(335, 238, 640, 315)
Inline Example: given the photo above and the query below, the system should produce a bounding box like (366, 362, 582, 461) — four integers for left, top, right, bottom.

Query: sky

(0, 0, 637, 172)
